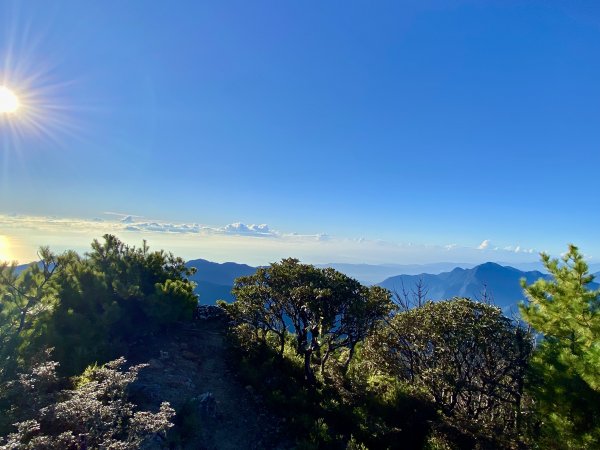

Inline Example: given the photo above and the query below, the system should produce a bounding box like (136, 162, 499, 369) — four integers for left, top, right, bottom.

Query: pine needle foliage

(520, 245, 600, 449)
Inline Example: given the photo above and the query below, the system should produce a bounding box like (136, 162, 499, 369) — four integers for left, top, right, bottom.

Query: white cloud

(120, 219, 280, 237)
(0, 213, 543, 267)
(502, 245, 535, 254)
(514, 247, 534, 254)
(220, 223, 276, 237)
(104, 211, 144, 220)
(125, 222, 204, 234)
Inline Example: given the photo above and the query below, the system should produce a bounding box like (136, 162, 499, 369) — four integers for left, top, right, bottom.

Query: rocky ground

(128, 306, 290, 450)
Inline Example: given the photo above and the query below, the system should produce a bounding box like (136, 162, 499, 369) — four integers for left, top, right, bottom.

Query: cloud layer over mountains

(0, 213, 550, 267)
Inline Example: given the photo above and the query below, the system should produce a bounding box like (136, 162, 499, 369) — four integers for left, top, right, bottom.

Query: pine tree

(520, 244, 600, 448)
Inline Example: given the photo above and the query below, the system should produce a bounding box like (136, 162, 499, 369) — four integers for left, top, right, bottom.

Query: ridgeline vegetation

(0, 237, 598, 449)
(0, 235, 196, 448)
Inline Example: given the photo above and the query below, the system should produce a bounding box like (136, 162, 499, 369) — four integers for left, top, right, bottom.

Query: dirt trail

(128, 314, 288, 450)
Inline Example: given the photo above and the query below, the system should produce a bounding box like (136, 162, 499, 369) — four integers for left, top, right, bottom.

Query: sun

(0, 85, 20, 113)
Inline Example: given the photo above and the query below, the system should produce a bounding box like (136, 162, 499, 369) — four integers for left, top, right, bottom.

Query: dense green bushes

(1, 357, 174, 449)
(227, 331, 437, 449)
(225, 249, 600, 448)
(0, 235, 198, 443)
(2, 238, 599, 448)
(224, 258, 394, 384)
(224, 259, 536, 448)
(0, 234, 197, 377)
(364, 299, 533, 448)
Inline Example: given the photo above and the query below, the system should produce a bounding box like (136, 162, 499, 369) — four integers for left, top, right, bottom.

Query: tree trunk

(320, 348, 331, 375)
(304, 350, 316, 385)
(342, 343, 356, 374)
(278, 331, 285, 357)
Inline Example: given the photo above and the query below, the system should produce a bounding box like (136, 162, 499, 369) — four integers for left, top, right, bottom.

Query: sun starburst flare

(0, 10, 97, 196)
(0, 85, 19, 113)
(0, 70, 85, 151)
(0, 3, 96, 155)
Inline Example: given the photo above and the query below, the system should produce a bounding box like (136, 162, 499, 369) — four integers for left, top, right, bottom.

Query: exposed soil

(127, 312, 290, 450)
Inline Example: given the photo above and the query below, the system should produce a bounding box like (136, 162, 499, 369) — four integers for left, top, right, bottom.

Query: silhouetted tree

(393, 277, 429, 311)
(226, 259, 394, 384)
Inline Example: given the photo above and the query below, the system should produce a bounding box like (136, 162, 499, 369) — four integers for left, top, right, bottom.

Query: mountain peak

(478, 262, 504, 269)
(378, 262, 565, 312)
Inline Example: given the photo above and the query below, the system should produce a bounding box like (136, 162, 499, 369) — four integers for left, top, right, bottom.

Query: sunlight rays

(0, 86, 19, 113)
(0, 5, 88, 155)
(0, 67, 83, 150)
(0, 3, 101, 199)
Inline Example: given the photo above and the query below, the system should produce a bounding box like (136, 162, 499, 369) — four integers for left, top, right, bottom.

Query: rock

(159, 350, 169, 360)
(197, 392, 217, 418)
(147, 358, 164, 370)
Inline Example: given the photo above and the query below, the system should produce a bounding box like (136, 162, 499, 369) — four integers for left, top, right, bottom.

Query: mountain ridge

(185, 258, 256, 304)
(13, 259, 600, 309)
(377, 262, 599, 312)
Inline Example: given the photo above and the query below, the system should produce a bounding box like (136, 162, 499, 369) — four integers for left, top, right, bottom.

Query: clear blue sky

(1, 0, 600, 264)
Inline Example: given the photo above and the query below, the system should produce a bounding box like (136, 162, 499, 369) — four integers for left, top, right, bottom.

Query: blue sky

(1, 0, 600, 265)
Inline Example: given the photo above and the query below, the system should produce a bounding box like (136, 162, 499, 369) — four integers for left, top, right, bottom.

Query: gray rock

(147, 358, 164, 370)
(197, 392, 217, 418)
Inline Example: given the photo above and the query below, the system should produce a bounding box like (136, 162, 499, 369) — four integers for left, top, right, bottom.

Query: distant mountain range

(185, 259, 257, 305)
(185, 260, 592, 311)
(315, 262, 479, 285)
(320, 262, 600, 285)
(12, 259, 600, 311)
(379, 262, 600, 313)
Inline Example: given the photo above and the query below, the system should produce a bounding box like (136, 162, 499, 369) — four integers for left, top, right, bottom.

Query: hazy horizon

(1, 212, 552, 267)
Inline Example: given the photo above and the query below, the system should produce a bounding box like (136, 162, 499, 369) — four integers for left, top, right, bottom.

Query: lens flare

(0, 0, 95, 153)
(0, 5, 92, 198)
(0, 85, 19, 113)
